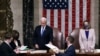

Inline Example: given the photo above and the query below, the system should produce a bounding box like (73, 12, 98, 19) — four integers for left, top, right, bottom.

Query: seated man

(53, 36, 76, 56)
(0, 32, 19, 56)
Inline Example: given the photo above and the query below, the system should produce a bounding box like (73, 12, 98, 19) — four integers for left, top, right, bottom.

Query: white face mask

(84, 22, 89, 26)
(84, 22, 89, 29)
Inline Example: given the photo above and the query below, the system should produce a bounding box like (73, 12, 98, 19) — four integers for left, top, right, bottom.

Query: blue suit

(56, 45, 76, 56)
(33, 25, 53, 50)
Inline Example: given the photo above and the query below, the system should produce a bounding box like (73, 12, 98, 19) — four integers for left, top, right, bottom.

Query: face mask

(84, 22, 89, 29)
(84, 25, 89, 29)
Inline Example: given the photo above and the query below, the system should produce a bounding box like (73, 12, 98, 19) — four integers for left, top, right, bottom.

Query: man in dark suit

(33, 17, 53, 50)
(53, 36, 76, 56)
(0, 32, 19, 56)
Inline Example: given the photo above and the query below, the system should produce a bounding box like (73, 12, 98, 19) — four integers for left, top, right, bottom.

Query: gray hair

(40, 17, 47, 22)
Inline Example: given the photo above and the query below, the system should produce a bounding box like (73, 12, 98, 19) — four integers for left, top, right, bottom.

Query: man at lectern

(33, 17, 53, 50)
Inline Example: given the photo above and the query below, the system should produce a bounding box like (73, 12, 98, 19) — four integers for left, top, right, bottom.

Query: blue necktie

(41, 27, 44, 36)
(85, 31, 89, 39)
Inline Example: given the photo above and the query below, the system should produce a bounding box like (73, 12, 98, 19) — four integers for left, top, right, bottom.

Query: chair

(70, 28, 80, 49)
(52, 28, 65, 49)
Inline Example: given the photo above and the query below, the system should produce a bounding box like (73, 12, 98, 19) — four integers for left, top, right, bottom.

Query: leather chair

(52, 28, 65, 49)
(70, 28, 80, 49)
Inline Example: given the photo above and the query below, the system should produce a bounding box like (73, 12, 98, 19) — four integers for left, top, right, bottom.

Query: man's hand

(35, 44, 39, 49)
(14, 49, 20, 54)
(49, 42, 52, 44)
(52, 48, 59, 54)
(51, 54, 56, 56)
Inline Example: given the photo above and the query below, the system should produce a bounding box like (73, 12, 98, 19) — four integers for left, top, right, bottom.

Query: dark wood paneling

(23, 0, 34, 48)
(0, 0, 13, 39)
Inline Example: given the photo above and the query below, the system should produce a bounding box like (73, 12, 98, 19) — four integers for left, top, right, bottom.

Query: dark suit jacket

(56, 45, 76, 56)
(10, 40, 21, 50)
(0, 42, 17, 56)
(33, 25, 53, 50)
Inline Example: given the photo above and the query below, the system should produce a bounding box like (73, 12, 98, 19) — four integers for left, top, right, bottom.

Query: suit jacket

(79, 29, 95, 49)
(0, 42, 17, 56)
(10, 40, 21, 50)
(56, 45, 76, 56)
(33, 25, 53, 50)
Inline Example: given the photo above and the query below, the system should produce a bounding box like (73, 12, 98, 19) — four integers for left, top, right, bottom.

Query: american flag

(42, 0, 91, 37)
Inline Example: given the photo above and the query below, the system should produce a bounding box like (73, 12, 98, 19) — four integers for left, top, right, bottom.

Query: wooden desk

(27, 53, 53, 56)
(17, 53, 53, 56)
(17, 49, 100, 56)
(77, 53, 100, 56)
(17, 53, 100, 56)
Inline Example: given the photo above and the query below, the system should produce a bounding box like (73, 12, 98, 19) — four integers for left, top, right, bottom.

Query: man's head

(40, 17, 47, 26)
(4, 32, 13, 43)
(66, 35, 74, 44)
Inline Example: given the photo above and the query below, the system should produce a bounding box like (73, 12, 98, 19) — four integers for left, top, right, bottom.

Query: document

(19, 50, 28, 53)
(45, 44, 59, 52)
(30, 50, 47, 54)
(19, 46, 27, 50)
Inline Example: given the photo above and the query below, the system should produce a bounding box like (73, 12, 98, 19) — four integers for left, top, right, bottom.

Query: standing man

(33, 17, 53, 50)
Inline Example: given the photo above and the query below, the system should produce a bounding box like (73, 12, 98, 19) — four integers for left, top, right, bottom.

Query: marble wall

(10, 0, 23, 44)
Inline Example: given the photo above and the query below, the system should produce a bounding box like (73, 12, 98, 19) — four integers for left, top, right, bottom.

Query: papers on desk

(45, 44, 59, 53)
(18, 46, 28, 50)
(30, 50, 47, 54)
(19, 50, 28, 53)
(19, 49, 47, 54)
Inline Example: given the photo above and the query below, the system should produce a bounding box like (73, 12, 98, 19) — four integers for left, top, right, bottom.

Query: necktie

(8, 44, 13, 49)
(41, 27, 44, 36)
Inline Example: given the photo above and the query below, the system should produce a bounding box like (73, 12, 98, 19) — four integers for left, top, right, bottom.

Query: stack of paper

(19, 50, 28, 53)
(30, 50, 47, 54)
(45, 44, 59, 52)
(19, 46, 27, 50)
